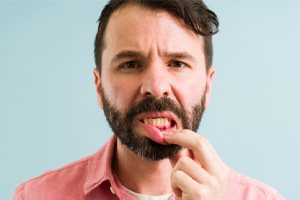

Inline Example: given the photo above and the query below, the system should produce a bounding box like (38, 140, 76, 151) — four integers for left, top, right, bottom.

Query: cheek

(172, 72, 206, 112)
(183, 85, 205, 109)
(103, 79, 139, 111)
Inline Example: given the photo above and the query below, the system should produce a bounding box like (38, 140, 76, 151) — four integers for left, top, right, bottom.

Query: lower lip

(140, 123, 176, 145)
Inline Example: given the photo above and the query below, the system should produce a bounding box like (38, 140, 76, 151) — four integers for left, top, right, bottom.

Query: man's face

(94, 5, 214, 160)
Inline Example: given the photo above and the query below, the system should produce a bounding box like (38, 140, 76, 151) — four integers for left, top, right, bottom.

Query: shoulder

(226, 169, 285, 200)
(13, 154, 93, 200)
(13, 137, 116, 200)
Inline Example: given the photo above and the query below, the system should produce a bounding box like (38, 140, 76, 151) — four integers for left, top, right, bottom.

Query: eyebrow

(163, 51, 196, 63)
(111, 50, 144, 65)
(111, 50, 196, 65)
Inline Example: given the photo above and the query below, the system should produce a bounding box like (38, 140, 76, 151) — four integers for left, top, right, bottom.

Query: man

(14, 0, 284, 199)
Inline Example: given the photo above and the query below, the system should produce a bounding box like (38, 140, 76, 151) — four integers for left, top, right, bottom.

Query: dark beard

(101, 90, 206, 161)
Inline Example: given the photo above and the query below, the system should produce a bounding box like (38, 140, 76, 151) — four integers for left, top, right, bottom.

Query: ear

(93, 68, 103, 109)
(204, 67, 215, 108)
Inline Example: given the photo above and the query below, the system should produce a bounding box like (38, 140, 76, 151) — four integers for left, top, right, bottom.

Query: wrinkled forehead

(103, 3, 201, 49)
(102, 4, 204, 64)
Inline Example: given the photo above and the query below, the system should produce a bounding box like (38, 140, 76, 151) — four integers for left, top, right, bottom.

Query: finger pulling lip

(141, 124, 177, 145)
(136, 111, 182, 145)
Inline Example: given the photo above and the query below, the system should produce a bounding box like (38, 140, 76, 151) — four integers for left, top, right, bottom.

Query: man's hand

(164, 130, 230, 200)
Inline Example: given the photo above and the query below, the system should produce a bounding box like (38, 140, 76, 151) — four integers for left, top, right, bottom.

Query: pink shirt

(14, 136, 284, 200)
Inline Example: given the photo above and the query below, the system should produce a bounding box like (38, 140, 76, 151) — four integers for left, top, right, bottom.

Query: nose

(140, 63, 171, 98)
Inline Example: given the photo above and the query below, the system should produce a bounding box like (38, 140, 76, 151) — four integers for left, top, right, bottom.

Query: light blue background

(1, 1, 299, 199)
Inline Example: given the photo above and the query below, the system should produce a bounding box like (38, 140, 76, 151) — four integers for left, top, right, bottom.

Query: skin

(94, 4, 230, 199)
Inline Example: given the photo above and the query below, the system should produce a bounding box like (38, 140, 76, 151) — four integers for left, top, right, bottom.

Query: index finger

(164, 129, 225, 176)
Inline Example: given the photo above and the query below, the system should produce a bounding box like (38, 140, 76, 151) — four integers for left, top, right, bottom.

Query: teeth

(143, 117, 170, 127)
(163, 118, 167, 125)
(144, 119, 149, 125)
(154, 118, 158, 126)
(157, 118, 162, 125)
(149, 118, 154, 125)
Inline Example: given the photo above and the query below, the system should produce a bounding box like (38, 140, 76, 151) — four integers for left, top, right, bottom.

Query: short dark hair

(94, 0, 219, 73)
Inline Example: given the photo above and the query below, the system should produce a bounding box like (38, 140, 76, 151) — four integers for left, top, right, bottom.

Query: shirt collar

(82, 135, 176, 200)
(83, 135, 117, 195)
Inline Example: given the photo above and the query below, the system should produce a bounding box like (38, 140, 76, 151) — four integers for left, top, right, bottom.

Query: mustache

(125, 97, 188, 127)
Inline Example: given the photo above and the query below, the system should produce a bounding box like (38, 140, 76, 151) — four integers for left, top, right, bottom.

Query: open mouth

(140, 117, 177, 131)
(136, 112, 180, 145)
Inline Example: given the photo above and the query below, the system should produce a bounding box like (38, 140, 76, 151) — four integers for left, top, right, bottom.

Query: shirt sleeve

(13, 184, 25, 200)
(267, 189, 286, 200)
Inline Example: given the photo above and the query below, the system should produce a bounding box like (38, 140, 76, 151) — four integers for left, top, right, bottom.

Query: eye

(168, 60, 188, 68)
(119, 61, 143, 71)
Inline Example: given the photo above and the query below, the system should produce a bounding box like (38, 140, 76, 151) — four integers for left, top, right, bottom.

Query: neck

(113, 139, 173, 195)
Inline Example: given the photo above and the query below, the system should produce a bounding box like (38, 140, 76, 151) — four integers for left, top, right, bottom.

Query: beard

(101, 89, 206, 161)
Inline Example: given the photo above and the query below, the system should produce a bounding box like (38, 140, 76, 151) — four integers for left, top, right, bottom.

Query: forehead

(102, 4, 204, 61)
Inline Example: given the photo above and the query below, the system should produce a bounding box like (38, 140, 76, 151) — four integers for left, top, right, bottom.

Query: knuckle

(194, 136, 212, 152)
(200, 135, 210, 145)
(209, 176, 220, 188)
(194, 137, 205, 150)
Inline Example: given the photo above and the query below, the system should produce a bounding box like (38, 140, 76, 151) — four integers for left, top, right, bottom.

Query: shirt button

(110, 186, 115, 194)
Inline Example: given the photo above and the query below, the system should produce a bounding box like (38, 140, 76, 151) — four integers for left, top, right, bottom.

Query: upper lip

(136, 111, 181, 128)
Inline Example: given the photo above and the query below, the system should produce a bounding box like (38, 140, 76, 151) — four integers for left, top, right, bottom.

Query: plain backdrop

(1, 1, 299, 199)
